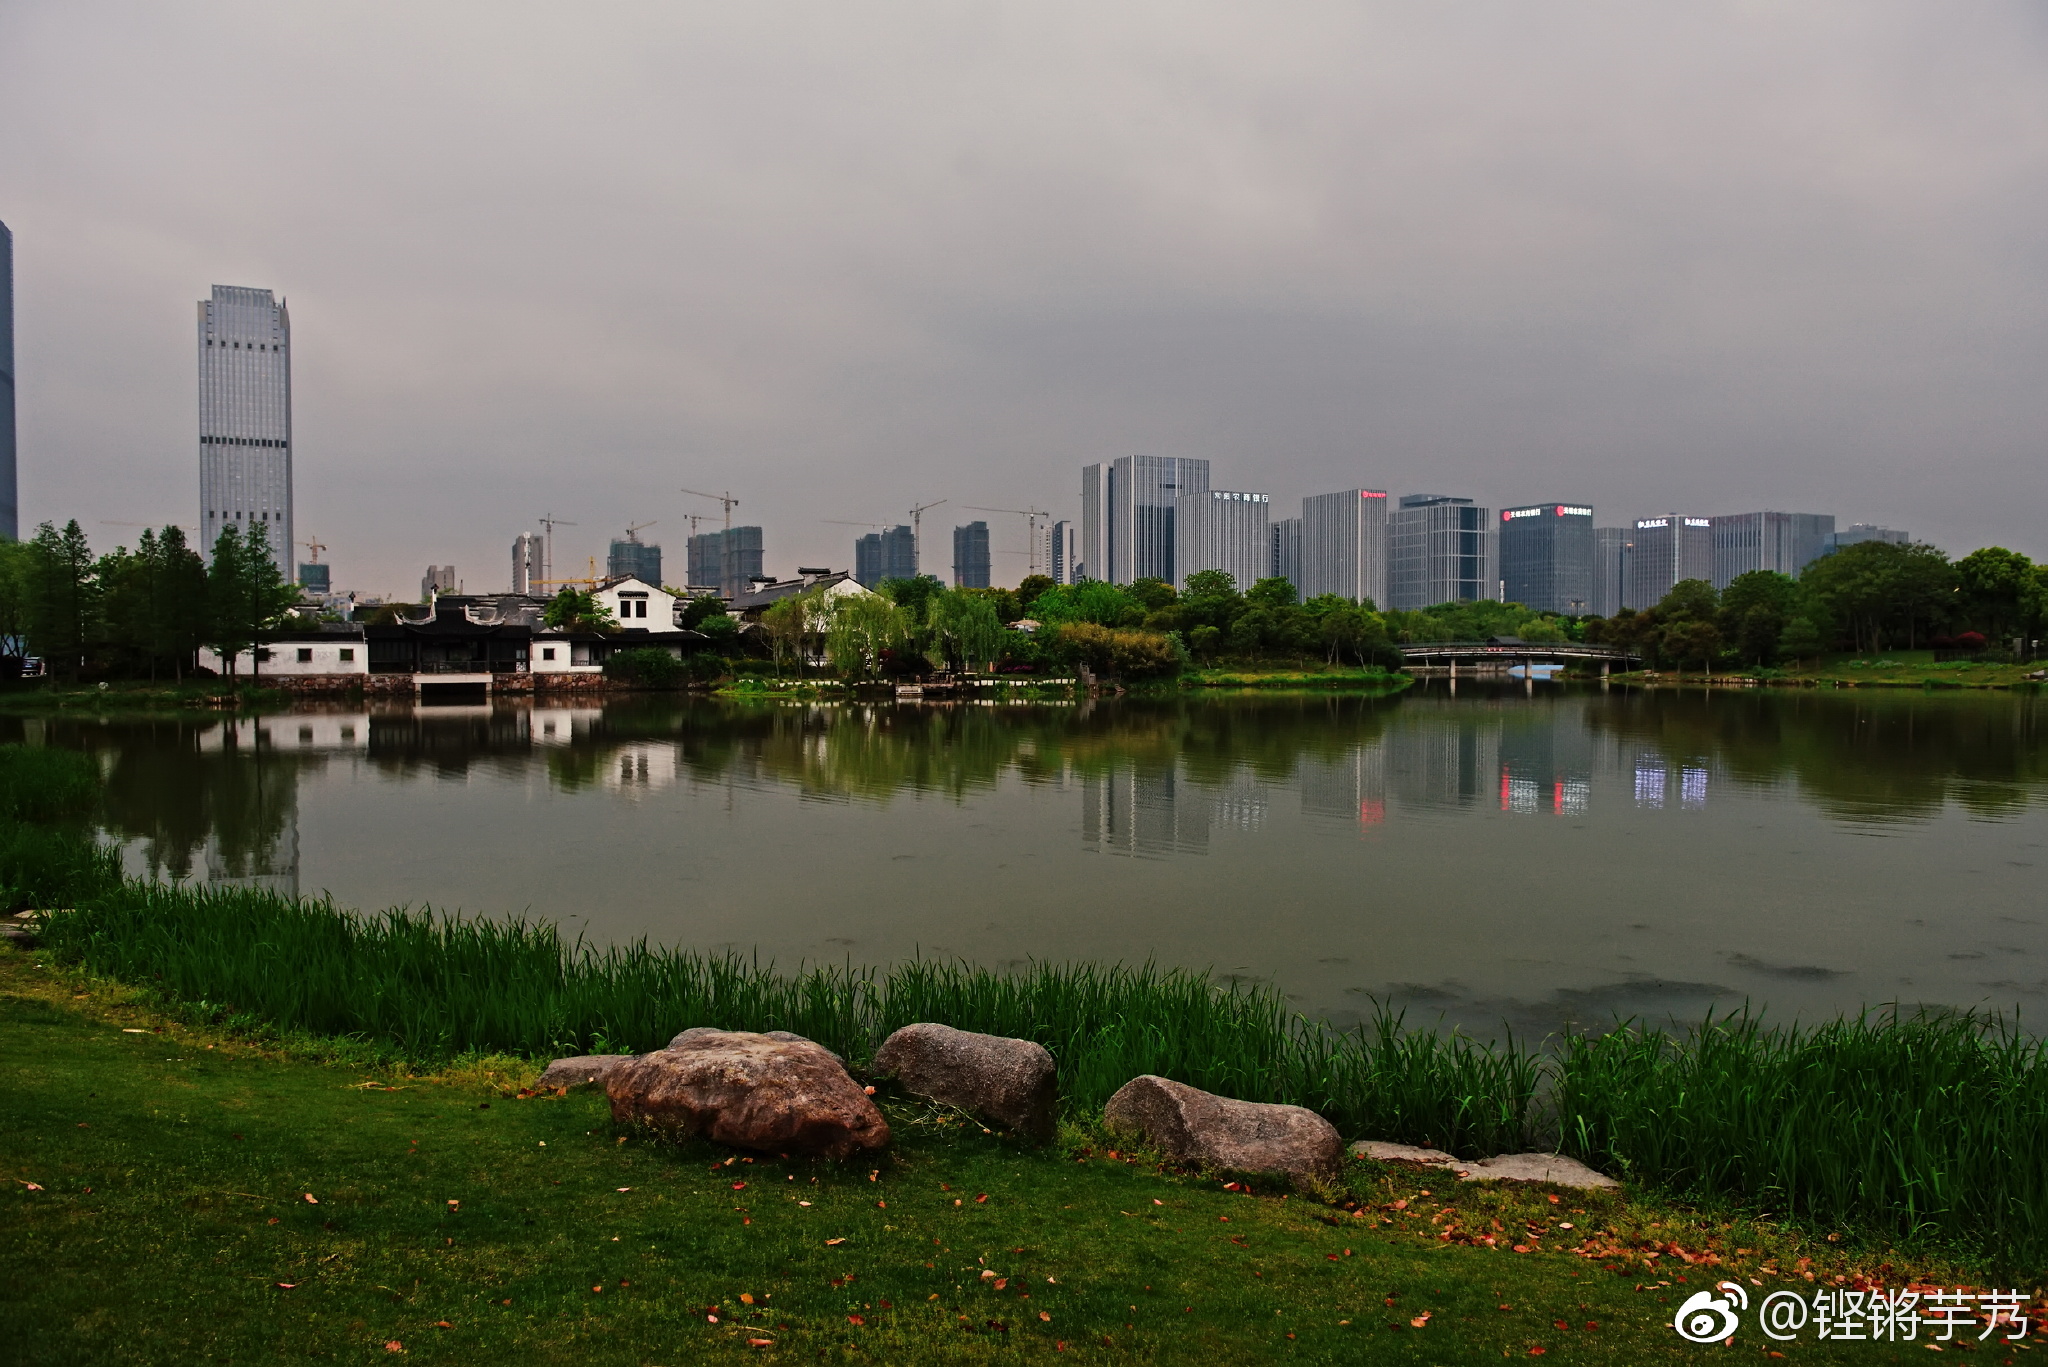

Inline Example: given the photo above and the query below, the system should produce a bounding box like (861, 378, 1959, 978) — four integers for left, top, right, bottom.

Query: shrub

(603, 648, 686, 689)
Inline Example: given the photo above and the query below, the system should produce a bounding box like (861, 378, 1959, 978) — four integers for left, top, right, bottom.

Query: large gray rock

(871, 1023, 1057, 1141)
(537, 1054, 637, 1091)
(609, 1029, 888, 1159)
(667, 1026, 844, 1068)
(1103, 1075, 1340, 1184)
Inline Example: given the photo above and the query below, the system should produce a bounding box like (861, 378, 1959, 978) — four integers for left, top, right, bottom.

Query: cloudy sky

(3, 1, 2045, 594)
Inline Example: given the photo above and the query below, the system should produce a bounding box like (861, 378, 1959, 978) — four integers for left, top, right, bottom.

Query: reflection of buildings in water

(605, 743, 682, 794)
(200, 766, 300, 899)
(1209, 770, 1270, 833)
(1495, 710, 1594, 817)
(1630, 753, 1710, 811)
(199, 714, 369, 752)
(530, 708, 604, 746)
(1081, 764, 1210, 856)
(1381, 714, 1499, 811)
(1298, 745, 1388, 829)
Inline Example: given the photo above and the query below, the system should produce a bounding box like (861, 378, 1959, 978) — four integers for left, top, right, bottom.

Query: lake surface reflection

(14, 684, 2046, 1036)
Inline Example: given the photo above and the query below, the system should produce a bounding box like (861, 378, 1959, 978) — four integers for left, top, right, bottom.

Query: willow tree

(825, 592, 909, 682)
(924, 589, 1005, 674)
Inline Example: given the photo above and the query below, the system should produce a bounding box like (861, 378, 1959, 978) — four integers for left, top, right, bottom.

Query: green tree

(1661, 618, 1723, 673)
(1801, 541, 1956, 652)
(24, 520, 99, 681)
(925, 589, 1006, 673)
(1245, 577, 1298, 610)
(1656, 579, 1719, 623)
(543, 587, 617, 633)
(1128, 577, 1177, 612)
(1025, 580, 1143, 628)
(204, 525, 301, 679)
(877, 574, 946, 619)
(99, 527, 209, 680)
(1013, 574, 1054, 615)
(1045, 622, 1180, 680)
(1779, 614, 1827, 664)
(824, 592, 909, 682)
(1716, 570, 1802, 666)
(1955, 547, 2034, 644)
(0, 538, 33, 666)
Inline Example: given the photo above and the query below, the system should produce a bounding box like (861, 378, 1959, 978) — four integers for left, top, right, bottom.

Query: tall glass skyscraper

(1174, 490, 1270, 591)
(1300, 489, 1390, 607)
(1498, 503, 1595, 614)
(1081, 455, 1209, 585)
(1389, 495, 1495, 610)
(0, 220, 18, 541)
(198, 285, 293, 576)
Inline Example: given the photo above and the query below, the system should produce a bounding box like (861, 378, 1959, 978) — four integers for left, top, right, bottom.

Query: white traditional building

(201, 627, 367, 677)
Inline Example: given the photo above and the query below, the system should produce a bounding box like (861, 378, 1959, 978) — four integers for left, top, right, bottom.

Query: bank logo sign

(1673, 1282, 2031, 1345)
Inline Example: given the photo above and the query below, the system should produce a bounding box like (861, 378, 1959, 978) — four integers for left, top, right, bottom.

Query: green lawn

(0, 951, 2020, 1365)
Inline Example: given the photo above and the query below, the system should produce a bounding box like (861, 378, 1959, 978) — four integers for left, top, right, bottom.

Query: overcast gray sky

(3, 1, 2045, 594)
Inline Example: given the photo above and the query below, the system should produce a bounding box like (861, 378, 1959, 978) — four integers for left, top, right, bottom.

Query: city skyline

(4, 5, 2046, 594)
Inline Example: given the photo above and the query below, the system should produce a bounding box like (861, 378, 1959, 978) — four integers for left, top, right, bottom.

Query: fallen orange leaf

(825, 1237, 846, 1246)
(1410, 1313, 1431, 1328)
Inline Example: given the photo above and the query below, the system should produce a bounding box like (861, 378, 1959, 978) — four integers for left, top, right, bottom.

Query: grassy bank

(1607, 651, 2043, 690)
(1174, 665, 1411, 692)
(1, 955, 2017, 1366)
(0, 678, 292, 713)
(5, 744, 2047, 1276)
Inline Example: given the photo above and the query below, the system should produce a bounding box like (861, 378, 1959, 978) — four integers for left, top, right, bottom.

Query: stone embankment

(543, 1023, 1619, 1191)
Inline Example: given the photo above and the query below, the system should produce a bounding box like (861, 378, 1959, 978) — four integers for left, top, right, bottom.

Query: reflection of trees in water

(1580, 689, 2048, 823)
(42, 720, 307, 887)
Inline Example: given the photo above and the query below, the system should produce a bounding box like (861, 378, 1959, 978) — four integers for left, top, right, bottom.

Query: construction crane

(536, 513, 578, 591)
(965, 505, 1051, 578)
(908, 499, 946, 576)
(622, 519, 657, 541)
(299, 535, 327, 564)
(679, 487, 739, 530)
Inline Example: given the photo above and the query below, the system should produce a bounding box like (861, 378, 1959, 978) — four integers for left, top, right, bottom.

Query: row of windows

(207, 510, 281, 521)
(205, 340, 283, 351)
(201, 436, 287, 448)
(251, 647, 354, 663)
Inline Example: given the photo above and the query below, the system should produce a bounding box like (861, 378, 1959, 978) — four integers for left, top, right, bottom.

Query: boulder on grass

(537, 1055, 637, 1091)
(871, 1023, 1057, 1140)
(609, 1029, 888, 1159)
(1103, 1075, 1340, 1184)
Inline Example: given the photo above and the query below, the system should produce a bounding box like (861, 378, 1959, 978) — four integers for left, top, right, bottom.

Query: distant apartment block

(952, 521, 991, 588)
(1389, 495, 1495, 610)
(1593, 527, 1630, 616)
(1271, 517, 1303, 593)
(687, 526, 764, 598)
(607, 532, 663, 586)
(854, 524, 917, 587)
(1710, 512, 1833, 588)
(1498, 503, 1594, 614)
(297, 562, 330, 595)
(1827, 523, 1911, 552)
(1174, 490, 1270, 591)
(1082, 455, 1210, 585)
(422, 565, 455, 599)
(1049, 519, 1080, 584)
(1629, 516, 1714, 607)
(1300, 489, 1389, 607)
(198, 284, 294, 577)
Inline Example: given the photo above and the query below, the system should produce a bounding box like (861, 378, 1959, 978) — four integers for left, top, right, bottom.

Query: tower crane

(299, 535, 327, 564)
(622, 519, 658, 541)
(964, 505, 1051, 578)
(908, 499, 946, 577)
(679, 488, 739, 530)
(536, 513, 577, 590)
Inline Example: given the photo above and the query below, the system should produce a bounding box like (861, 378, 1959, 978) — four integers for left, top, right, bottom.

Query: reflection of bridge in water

(1398, 640, 1641, 676)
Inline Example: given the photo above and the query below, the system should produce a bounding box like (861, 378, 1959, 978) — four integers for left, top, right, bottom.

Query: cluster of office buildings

(1060, 456, 1909, 614)
(71, 259, 1917, 617)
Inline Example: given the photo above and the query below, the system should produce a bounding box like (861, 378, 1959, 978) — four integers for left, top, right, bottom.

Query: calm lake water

(14, 684, 2046, 1036)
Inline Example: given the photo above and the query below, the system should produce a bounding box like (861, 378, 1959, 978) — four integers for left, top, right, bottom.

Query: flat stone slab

(1457, 1152, 1619, 1189)
(1350, 1139, 1618, 1189)
(537, 1054, 637, 1091)
(1350, 1140, 1458, 1165)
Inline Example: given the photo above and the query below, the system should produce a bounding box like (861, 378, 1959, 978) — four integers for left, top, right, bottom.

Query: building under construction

(687, 525, 764, 598)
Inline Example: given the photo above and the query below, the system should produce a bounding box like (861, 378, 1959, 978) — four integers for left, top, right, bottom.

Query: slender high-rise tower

(198, 285, 293, 576)
(0, 220, 17, 541)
